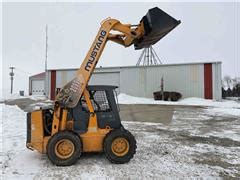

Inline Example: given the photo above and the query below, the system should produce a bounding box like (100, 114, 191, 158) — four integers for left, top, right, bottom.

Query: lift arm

(55, 7, 181, 108)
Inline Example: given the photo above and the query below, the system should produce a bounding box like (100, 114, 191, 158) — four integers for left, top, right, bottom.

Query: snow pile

(179, 98, 240, 116)
(179, 97, 240, 108)
(0, 89, 24, 101)
(29, 95, 47, 101)
(1, 94, 47, 102)
(0, 104, 43, 178)
(0, 88, 47, 102)
(118, 93, 240, 108)
(0, 93, 26, 101)
(118, 93, 165, 105)
(118, 94, 240, 117)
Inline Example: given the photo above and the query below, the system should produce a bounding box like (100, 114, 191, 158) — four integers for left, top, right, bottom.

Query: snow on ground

(206, 107, 240, 116)
(0, 104, 44, 179)
(28, 95, 48, 101)
(118, 93, 240, 108)
(0, 103, 240, 178)
(179, 97, 240, 108)
(0, 93, 26, 102)
(118, 93, 240, 117)
(0, 92, 47, 102)
(171, 107, 240, 142)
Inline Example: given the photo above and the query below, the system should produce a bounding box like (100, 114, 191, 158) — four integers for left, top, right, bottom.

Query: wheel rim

(111, 137, 129, 157)
(54, 139, 75, 159)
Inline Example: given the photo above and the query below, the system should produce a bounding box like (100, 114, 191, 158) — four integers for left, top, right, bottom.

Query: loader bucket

(134, 7, 181, 50)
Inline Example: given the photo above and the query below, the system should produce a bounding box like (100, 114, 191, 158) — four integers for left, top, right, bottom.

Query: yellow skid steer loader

(26, 7, 180, 166)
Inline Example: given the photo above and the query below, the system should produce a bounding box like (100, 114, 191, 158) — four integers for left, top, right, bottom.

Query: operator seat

(71, 101, 89, 134)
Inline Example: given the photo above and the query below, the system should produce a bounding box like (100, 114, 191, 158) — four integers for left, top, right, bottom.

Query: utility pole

(9, 67, 15, 94)
(44, 24, 48, 96)
(45, 24, 48, 73)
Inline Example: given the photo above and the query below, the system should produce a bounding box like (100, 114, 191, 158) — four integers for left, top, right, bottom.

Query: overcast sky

(1, 2, 240, 94)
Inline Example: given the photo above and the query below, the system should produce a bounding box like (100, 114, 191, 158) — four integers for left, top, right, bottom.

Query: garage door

(32, 80, 45, 95)
(89, 72, 120, 92)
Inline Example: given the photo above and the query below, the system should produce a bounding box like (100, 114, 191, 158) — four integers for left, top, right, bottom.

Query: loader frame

(26, 7, 180, 165)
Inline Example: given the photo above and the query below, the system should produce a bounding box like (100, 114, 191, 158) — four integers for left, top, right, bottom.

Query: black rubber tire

(47, 131, 82, 166)
(103, 129, 137, 164)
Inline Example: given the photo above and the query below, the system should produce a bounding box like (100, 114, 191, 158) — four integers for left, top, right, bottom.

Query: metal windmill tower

(136, 46, 163, 66)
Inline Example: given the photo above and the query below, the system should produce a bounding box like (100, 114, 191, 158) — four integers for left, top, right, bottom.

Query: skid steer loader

(26, 7, 180, 166)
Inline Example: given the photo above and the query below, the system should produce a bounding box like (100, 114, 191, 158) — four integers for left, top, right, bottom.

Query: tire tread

(103, 129, 137, 164)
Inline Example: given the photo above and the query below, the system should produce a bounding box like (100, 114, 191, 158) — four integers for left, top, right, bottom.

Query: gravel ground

(1, 98, 240, 178)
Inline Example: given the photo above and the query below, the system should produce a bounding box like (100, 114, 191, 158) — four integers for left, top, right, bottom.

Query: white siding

(120, 64, 204, 98)
(212, 62, 222, 100)
(89, 72, 120, 90)
(56, 70, 76, 88)
(55, 70, 120, 89)
(46, 62, 222, 100)
(45, 71, 51, 98)
(120, 68, 147, 97)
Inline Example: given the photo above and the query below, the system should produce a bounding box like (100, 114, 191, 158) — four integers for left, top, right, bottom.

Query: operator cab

(70, 85, 121, 133)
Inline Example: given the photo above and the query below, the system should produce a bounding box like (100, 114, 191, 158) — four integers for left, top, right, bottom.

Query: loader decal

(85, 30, 107, 72)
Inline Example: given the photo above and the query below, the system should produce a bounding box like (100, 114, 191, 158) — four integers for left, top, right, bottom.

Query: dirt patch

(175, 133, 240, 147)
(194, 152, 240, 178)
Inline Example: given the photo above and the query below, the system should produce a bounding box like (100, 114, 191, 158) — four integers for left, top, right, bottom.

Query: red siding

(50, 70, 56, 100)
(204, 63, 213, 99)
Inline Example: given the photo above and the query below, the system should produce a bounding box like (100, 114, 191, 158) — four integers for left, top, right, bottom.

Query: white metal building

(29, 72, 46, 95)
(43, 62, 222, 101)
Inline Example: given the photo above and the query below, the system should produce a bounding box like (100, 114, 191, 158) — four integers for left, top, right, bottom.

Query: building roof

(29, 72, 45, 79)
(47, 61, 222, 71)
